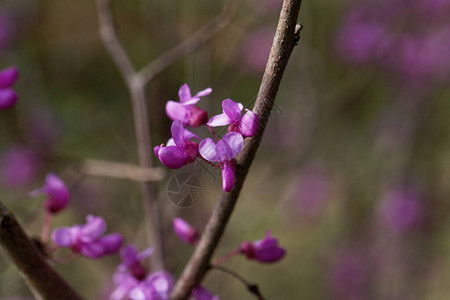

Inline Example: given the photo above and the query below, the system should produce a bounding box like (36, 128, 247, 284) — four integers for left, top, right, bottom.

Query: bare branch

(138, 0, 239, 84)
(97, 0, 136, 84)
(0, 201, 83, 300)
(170, 1, 303, 299)
(80, 159, 165, 182)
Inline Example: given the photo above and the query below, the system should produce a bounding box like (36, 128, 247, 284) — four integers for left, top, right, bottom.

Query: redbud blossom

(154, 121, 200, 169)
(30, 173, 70, 214)
(207, 99, 259, 138)
(238, 230, 286, 263)
(51, 215, 123, 259)
(192, 286, 220, 300)
(0, 66, 18, 110)
(166, 83, 211, 127)
(199, 132, 244, 192)
(173, 218, 200, 245)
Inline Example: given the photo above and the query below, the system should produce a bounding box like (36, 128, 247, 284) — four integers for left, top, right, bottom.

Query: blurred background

(1, 0, 450, 299)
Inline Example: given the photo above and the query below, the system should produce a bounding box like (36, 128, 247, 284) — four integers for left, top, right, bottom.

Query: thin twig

(138, 0, 239, 84)
(0, 201, 82, 300)
(170, 1, 303, 299)
(80, 159, 166, 182)
(211, 264, 265, 300)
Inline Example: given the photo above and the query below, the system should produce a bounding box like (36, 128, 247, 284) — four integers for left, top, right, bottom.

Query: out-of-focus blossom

(240, 27, 274, 75)
(329, 247, 368, 300)
(30, 173, 70, 214)
(173, 218, 200, 245)
(0, 66, 19, 110)
(378, 185, 423, 234)
(238, 230, 286, 263)
(207, 99, 259, 138)
(120, 245, 154, 280)
(199, 132, 244, 192)
(192, 286, 220, 300)
(154, 121, 200, 169)
(51, 215, 123, 259)
(288, 163, 331, 221)
(166, 84, 211, 128)
(112, 270, 174, 300)
(0, 144, 42, 188)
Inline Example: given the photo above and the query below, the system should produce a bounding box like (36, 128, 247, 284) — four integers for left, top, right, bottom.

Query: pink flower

(199, 132, 244, 192)
(238, 230, 286, 263)
(51, 215, 123, 259)
(207, 99, 259, 138)
(154, 121, 200, 169)
(192, 286, 220, 300)
(165, 84, 212, 127)
(173, 218, 200, 245)
(30, 173, 70, 214)
(0, 66, 19, 110)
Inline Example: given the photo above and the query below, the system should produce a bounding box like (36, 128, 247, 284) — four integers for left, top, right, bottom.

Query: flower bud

(173, 218, 200, 245)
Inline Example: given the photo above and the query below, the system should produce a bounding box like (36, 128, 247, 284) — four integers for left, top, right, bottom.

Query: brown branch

(80, 159, 166, 182)
(170, 1, 303, 299)
(137, 0, 239, 84)
(0, 201, 83, 300)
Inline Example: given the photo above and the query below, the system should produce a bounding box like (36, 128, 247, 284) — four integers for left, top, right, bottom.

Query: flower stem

(210, 264, 265, 300)
(213, 249, 238, 265)
(207, 125, 220, 142)
(41, 212, 52, 245)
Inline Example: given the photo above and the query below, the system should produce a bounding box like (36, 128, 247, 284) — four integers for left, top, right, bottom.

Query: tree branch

(0, 201, 82, 300)
(137, 0, 239, 84)
(170, 1, 303, 299)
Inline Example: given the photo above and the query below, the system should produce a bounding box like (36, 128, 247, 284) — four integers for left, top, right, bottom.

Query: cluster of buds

(154, 84, 259, 192)
(0, 66, 19, 110)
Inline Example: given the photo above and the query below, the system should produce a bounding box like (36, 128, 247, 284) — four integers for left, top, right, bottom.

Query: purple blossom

(51, 215, 123, 259)
(238, 230, 286, 263)
(30, 173, 70, 214)
(154, 121, 200, 169)
(0, 66, 19, 110)
(120, 245, 154, 280)
(165, 84, 212, 128)
(378, 185, 423, 234)
(112, 270, 174, 300)
(0, 145, 42, 188)
(199, 132, 244, 192)
(207, 99, 259, 138)
(173, 218, 200, 245)
(192, 286, 220, 300)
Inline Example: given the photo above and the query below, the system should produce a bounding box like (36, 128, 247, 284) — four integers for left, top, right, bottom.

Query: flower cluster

(111, 244, 218, 300)
(155, 84, 259, 192)
(0, 66, 19, 110)
(51, 215, 123, 259)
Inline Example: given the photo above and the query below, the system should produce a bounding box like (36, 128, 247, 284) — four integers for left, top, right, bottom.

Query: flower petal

(81, 215, 107, 242)
(207, 113, 233, 127)
(194, 87, 212, 98)
(0, 67, 19, 88)
(51, 227, 77, 247)
(221, 132, 244, 159)
(178, 83, 192, 103)
(98, 233, 123, 255)
(199, 138, 220, 162)
(0, 89, 18, 110)
(166, 101, 190, 124)
(239, 110, 259, 138)
(222, 99, 242, 121)
(157, 146, 188, 169)
(222, 163, 235, 192)
(184, 128, 200, 141)
(182, 97, 201, 106)
(171, 121, 185, 147)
